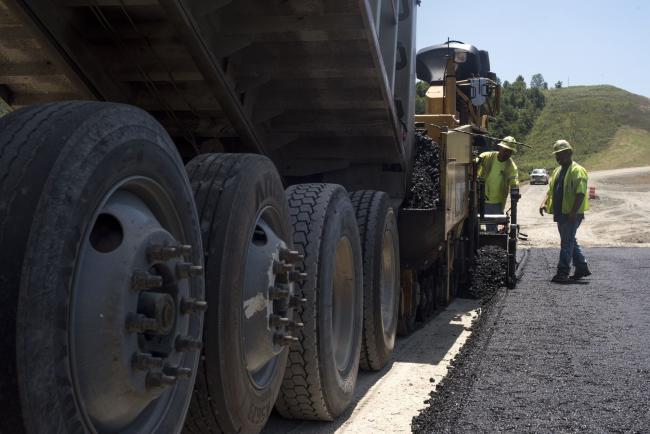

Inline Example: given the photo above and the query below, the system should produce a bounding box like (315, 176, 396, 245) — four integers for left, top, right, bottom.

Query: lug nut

(132, 270, 163, 291)
(180, 297, 208, 314)
(287, 321, 305, 332)
(164, 365, 193, 379)
(289, 295, 307, 308)
(289, 271, 308, 282)
(269, 288, 290, 300)
(179, 244, 192, 257)
(148, 244, 180, 261)
(270, 315, 290, 327)
(146, 372, 177, 389)
(175, 335, 203, 352)
(274, 334, 299, 346)
(126, 313, 160, 333)
(273, 260, 293, 274)
(132, 352, 164, 370)
(279, 248, 303, 264)
(177, 262, 203, 278)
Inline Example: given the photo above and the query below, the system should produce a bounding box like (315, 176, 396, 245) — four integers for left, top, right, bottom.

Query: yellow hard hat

(552, 139, 573, 154)
(497, 136, 517, 153)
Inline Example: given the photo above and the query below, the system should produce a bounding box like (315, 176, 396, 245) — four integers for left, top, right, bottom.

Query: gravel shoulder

(518, 165, 650, 248)
(413, 248, 650, 433)
(262, 299, 480, 434)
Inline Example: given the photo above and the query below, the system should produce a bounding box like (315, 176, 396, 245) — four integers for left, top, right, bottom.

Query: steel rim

(69, 177, 204, 433)
(332, 236, 356, 372)
(242, 206, 302, 389)
(380, 225, 397, 333)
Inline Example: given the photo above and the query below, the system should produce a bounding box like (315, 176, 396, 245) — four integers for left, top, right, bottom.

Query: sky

(416, 0, 650, 98)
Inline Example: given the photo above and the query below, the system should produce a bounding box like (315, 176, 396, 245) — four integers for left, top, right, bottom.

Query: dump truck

(0, 1, 502, 432)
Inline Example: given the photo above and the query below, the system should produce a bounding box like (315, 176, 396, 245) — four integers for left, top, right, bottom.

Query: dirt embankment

(517, 166, 650, 248)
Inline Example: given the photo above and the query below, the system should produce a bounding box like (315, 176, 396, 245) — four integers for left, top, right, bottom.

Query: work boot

(551, 273, 570, 283)
(570, 265, 592, 280)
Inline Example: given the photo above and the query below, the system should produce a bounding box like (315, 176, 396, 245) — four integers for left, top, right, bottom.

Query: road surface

(413, 248, 650, 433)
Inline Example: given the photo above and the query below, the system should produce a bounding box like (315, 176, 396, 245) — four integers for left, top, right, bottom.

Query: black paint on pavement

(413, 248, 650, 433)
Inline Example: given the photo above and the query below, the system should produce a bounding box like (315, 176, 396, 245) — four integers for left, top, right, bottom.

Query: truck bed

(0, 0, 416, 198)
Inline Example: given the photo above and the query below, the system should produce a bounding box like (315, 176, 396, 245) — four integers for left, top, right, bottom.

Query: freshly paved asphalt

(413, 248, 650, 433)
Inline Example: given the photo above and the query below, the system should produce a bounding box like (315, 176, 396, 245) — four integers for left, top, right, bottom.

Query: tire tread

(184, 153, 246, 434)
(276, 183, 341, 421)
(349, 190, 382, 370)
(0, 102, 90, 434)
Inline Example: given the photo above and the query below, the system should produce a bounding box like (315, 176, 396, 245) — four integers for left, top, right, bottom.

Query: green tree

(490, 74, 547, 142)
(554, 80, 563, 89)
(530, 73, 548, 89)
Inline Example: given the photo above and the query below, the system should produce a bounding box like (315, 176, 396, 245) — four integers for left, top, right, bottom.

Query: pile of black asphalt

(413, 248, 650, 433)
(464, 246, 507, 302)
(405, 132, 441, 209)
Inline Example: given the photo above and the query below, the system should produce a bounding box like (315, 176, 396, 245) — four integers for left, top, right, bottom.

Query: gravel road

(518, 166, 650, 248)
(413, 247, 650, 433)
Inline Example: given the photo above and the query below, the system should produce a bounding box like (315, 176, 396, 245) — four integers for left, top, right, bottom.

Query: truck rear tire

(184, 154, 295, 434)
(276, 184, 363, 421)
(349, 191, 400, 371)
(0, 102, 204, 434)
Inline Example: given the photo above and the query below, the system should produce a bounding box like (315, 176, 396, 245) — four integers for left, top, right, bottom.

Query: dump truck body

(0, 0, 416, 198)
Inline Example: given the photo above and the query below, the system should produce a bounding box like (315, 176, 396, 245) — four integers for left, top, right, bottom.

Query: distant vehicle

(530, 168, 549, 185)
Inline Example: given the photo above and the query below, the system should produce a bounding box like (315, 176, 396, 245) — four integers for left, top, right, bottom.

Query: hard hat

(552, 139, 573, 154)
(497, 136, 517, 153)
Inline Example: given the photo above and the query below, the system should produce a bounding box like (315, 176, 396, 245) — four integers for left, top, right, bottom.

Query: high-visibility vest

(477, 151, 519, 205)
(545, 161, 589, 214)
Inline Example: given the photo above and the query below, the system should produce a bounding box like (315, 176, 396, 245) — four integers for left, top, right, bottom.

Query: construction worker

(539, 139, 591, 283)
(477, 136, 519, 231)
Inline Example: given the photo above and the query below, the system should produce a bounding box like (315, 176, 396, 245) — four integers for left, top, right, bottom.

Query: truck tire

(184, 154, 296, 434)
(0, 101, 205, 434)
(349, 191, 400, 371)
(276, 184, 363, 421)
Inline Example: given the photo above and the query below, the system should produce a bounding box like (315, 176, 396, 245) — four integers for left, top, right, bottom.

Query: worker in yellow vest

(477, 136, 520, 231)
(539, 139, 591, 283)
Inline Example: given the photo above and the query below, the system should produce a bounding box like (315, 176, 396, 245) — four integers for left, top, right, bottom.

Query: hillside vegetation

(419, 75, 650, 176)
(513, 85, 650, 176)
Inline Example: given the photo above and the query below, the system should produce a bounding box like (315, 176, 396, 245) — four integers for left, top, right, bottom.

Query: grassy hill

(516, 85, 650, 177)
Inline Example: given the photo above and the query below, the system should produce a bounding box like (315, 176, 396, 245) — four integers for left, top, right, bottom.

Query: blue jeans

(484, 202, 503, 232)
(556, 215, 587, 276)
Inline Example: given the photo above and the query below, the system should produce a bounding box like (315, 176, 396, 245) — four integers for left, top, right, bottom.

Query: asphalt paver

(413, 247, 650, 433)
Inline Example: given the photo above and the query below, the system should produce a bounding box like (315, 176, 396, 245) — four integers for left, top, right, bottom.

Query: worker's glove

(539, 205, 546, 216)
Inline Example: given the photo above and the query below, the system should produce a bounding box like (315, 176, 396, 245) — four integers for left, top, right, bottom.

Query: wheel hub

(332, 236, 355, 372)
(71, 189, 206, 432)
(242, 213, 306, 389)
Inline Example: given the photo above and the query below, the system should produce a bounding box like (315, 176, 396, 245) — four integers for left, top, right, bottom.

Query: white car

(530, 168, 549, 185)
